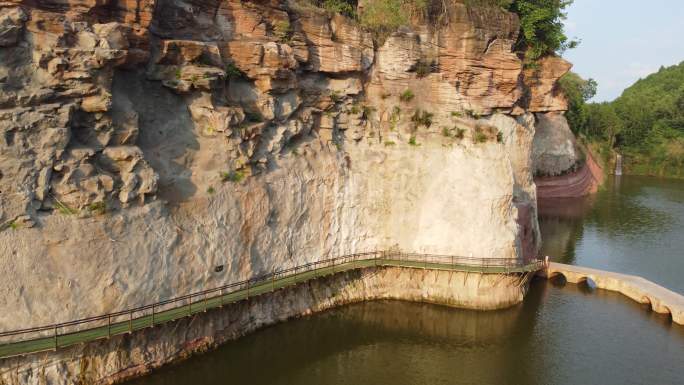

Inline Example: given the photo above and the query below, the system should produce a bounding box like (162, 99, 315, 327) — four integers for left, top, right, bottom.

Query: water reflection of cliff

(129, 297, 545, 385)
(537, 195, 596, 264)
(537, 176, 678, 265)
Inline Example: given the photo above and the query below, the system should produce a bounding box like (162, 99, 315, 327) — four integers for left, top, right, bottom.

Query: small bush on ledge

(225, 63, 245, 79)
(411, 109, 433, 129)
(414, 59, 435, 78)
(399, 89, 415, 103)
(221, 170, 246, 183)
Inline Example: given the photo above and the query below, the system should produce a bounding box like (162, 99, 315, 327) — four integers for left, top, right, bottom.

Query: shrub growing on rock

(399, 89, 415, 102)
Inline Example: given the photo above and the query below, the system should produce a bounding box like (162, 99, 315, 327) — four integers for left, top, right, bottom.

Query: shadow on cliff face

(112, 69, 199, 203)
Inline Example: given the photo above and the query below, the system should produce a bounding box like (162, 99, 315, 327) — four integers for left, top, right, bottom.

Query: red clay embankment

(536, 152, 604, 199)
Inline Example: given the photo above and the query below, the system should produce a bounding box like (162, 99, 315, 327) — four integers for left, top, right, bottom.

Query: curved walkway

(538, 262, 684, 324)
(0, 251, 542, 359)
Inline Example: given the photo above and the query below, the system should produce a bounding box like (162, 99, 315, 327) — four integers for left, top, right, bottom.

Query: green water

(130, 175, 684, 385)
(539, 175, 684, 293)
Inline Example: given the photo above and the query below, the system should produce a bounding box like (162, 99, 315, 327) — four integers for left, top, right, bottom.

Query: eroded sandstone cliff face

(0, 0, 570, 331)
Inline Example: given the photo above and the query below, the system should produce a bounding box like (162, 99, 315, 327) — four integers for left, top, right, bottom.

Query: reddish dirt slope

(536, 152, 604, 199)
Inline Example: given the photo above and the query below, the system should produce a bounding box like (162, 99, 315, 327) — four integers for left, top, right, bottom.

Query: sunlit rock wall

(0, 0, 569, 330)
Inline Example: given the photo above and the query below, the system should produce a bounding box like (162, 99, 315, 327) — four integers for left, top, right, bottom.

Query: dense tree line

(561, 62, 684, 177)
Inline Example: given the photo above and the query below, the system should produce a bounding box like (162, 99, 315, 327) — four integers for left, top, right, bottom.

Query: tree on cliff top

(508, 0, 577, 61)
(307, 1, 576, 62)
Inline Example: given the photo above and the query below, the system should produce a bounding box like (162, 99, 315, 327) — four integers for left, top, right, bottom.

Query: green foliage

(496, 131, 504, 143)
(611, 62, 684, 176)
(359, 0, 427, 42)
(330, 90, 343, 103)
(399, 89, 415, 103)
(451, 111, 463, 118)
(384, 140, 396, 146)
(441, 127, 451, 137)
(8, 221, 19, 230)
(474, 132, 488, 143)
(389, 106, 401, 130)
(464, 0, 515, 8)
(408, 136, 419, 146)
(465, 109, 481, 119)
(175, 68, 182, 80)
(576, 62, 684, 178)
(414, 59, 434, 78)
(454, 127, 466, 139)
(225, 63, 246, 79)
(54, 200, 78, 215)
(207, 186, 216, 194)
(310, 0, 356, 17)
(508, 0, 577, 61)
(303, 0, 574, 62)
(87, 201, 107, 215)
(273, 19, 293, 42)
(244, 111, 263, 123)
(473, 127, 489, 143)
(221, 170, 246, 183)
(559, 72, 598, 135)
(411, 109, 433, 128)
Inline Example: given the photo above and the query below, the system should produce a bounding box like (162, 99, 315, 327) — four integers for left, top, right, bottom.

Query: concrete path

(538, 262, 684, 325)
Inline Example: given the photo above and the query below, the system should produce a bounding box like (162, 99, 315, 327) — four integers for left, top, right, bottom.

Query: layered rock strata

(1, 0, 570, 338)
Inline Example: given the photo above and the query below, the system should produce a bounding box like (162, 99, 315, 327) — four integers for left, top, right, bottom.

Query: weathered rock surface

(532, 112, 579, 176)
(524, 56, 572, 112)
(0, 1, 571, 378)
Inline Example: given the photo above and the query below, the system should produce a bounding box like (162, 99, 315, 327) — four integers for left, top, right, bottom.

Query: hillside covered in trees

(562, 62, 684, 178)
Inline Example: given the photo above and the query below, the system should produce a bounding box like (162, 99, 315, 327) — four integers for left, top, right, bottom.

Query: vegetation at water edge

(561, 62, 684, 178)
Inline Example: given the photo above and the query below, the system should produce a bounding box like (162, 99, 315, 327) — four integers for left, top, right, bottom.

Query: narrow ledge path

(0, 252, 541, 359)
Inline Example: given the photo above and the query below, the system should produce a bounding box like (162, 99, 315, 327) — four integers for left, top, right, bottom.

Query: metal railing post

(53, 326, 58, 351)
(332, 258, 335, 274)
(219, 288, 224, 308)
(272, 269, 275, 292)
(294, 265, 298, 283)
(203, 293, 208, 312)
(107, 315, 111, 338)
(128, 310, 133, 334)
(151, 304, 155, 327)
(188, 297, 192, 316)
(246, 280, 250, 300)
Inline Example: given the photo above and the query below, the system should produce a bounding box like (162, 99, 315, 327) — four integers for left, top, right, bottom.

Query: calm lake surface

(130, 175, 684, 385)
(539, 175, 684, 293)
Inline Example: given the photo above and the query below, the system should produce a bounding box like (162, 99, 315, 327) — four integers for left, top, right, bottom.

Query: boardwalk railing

(0, 250, 542, 359)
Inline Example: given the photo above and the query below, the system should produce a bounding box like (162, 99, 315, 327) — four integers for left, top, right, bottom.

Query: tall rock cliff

(0, 0, 571, 330)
